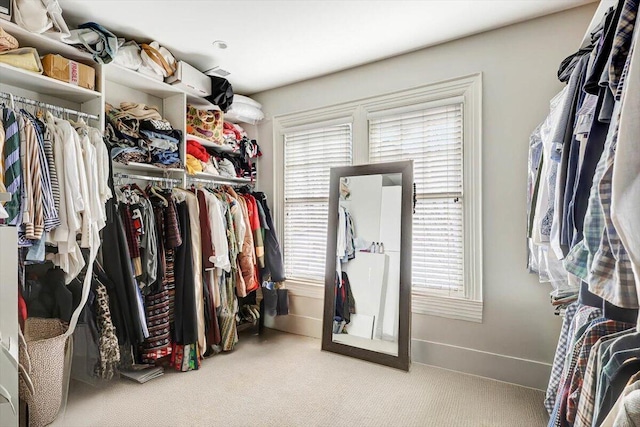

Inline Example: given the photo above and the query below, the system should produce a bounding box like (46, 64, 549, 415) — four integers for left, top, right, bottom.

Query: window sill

(284, 279, 325, 299)
(284, 280, 483, 323)
(412, 290, 483, 323)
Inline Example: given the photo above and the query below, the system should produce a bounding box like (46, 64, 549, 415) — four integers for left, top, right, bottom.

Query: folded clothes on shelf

(105, 102, 182, 169)
(187, 139, 210, 162)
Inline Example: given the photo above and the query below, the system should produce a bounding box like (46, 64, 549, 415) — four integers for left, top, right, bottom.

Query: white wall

(254, 4, 597, 389)
(342, 175, 383, 244)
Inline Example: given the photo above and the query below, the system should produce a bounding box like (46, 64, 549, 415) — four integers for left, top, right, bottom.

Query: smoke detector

(204, 66, 231, 77)
(212, 40, 228, 49)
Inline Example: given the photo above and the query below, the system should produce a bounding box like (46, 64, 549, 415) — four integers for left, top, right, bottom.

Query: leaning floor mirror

(322, 160, 413, 371)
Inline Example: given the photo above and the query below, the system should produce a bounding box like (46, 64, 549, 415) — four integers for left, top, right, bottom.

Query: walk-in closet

(1, 1, 639, 426)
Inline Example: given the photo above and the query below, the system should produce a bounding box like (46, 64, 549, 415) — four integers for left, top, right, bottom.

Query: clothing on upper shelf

(105, 102, 182, 169)
(185, 136, 261, 180)
(536, 2, 640, 425)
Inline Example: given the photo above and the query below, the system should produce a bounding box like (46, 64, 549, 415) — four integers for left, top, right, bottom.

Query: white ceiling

(58, 0, 595, 95)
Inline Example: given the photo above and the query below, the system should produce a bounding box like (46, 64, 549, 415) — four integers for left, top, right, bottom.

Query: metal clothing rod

(113, 172, 181, 184)
(0, 92, 100, 121)
(186, 176, 255, 187)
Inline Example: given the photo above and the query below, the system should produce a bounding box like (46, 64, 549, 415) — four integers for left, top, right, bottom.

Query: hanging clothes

(253, 192, 285, 282)
(533, 3, 640, 426)
(173, 188, 206, 354)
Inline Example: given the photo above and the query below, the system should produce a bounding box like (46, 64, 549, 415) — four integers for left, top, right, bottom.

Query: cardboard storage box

(41, 54, 96, 90)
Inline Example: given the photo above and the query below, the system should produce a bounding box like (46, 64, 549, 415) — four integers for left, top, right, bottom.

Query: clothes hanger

(146, 183, 168, 207)
(114, 183, 126, 204)
(129, 182, 147, 198)
(36, 102, 46, 120)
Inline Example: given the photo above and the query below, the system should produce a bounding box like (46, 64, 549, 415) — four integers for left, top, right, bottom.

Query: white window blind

(369, 103, 464, 294)
(284, 123, 353, 281)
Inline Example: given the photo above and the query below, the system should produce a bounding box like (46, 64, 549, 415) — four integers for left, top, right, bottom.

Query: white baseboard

(265, 314, 551, 390)
(265, 313, 323, 339)
(411, 338, 551, 390)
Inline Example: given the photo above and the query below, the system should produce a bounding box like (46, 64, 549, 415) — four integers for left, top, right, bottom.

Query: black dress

(173, 201, 198, 345)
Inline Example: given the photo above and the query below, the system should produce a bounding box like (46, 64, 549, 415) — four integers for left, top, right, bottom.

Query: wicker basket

(21, 318, 69, 427)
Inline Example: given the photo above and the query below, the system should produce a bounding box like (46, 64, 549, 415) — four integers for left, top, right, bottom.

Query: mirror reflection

(333, 173, 401, 356)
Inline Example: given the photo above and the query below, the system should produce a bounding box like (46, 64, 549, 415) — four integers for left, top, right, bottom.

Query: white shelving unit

(189, 171, 254, 185)
(186, 133, 239, 154)
(0, 19, 262, 427)
(103, 64, 184, 99)
(0, 20, 261, 190)
(0, 21, 94, 63)
(0, 62, 101, 103)
(113, 162, 185, 175)
(187, 95, 219, 111)
(0, 227, 18, 427)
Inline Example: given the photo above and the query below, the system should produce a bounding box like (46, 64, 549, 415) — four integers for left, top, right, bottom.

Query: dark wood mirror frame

(321, 160, 413, 371)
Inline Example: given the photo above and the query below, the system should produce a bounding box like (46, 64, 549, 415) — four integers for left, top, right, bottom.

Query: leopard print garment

(94, 282, 120, 380)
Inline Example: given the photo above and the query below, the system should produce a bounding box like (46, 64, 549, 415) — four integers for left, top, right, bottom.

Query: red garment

(242, 195, 261, 292)
(223, 122, 242, 141)
(195, 190, 215, 270)
(120, 206, 140, 259)
(18, 292, 27, 329)
(187, 139, 210, 162)
(242, 195, 261, 232)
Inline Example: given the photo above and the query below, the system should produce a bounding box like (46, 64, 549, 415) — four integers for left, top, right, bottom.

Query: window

(275, 74, 482, 321)
(369, 104, 464, 297)
(283, 123, 353, 281)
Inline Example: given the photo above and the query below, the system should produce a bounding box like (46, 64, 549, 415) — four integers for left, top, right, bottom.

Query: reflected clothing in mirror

(334, 271, 355, 334)
(337, 205, 355, 265)
(322, 161, 412, 370)
(332, 173, 401, 355)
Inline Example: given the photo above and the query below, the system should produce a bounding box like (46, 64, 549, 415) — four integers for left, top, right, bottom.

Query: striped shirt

(2, 109, 21, 225)
(0, 119, 5, 193)
(41, 117, 60, 211)
(19, 114, 44, 240)
(23, 111, 60, 231)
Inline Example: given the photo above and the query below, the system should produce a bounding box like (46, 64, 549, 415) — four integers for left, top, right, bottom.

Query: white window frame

(273, 73, 482, 322)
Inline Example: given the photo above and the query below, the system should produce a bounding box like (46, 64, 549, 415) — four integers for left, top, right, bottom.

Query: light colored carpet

(52, 330, 548, 427)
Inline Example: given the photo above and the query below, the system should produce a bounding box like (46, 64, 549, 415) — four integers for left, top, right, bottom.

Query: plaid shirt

(548, 307, 603, 424)
(573, 337, 605, 427)
(582, 99, 639, 309)
(616, 43, 633, 101)
(546, 303, 579, 414)
(564, 102, 620, 282)
(609, 0, 638, 94)
(553, 329, 591, 427)
(571, 325, 634, 426)
(566, 319, 633, 423)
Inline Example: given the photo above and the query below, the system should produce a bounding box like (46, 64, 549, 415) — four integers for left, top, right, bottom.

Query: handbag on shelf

(12, 0, 50, 33)
(204, 76, 234, 112)
(0, 47, 43, 73)
(65, 22, 121, 64)
(186, 104, 224, 144)
(12, 0, 70, 39)
(140, 41, 176, 79)
(0, 27, 18, 51)
(113, 40, 142, 71)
